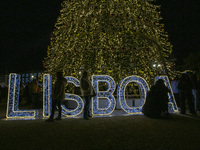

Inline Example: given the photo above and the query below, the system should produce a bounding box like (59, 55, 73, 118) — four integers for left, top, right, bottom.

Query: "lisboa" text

(6, 74, 178, 119)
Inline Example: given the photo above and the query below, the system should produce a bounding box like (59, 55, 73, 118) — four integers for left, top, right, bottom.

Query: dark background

(0, 0, 200, 74)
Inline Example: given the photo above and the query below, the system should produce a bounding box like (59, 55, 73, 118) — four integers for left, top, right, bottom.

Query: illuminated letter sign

(43, 76, 84, 117)
(6, 73, 178, 120)
(43, 74, 52, 117)
(155, 76, 178, 112)
(61, 77, 84, 117)
(92, 75, 116, 116)
(6, 73, 38, 119)
(117, 76, 149, 114)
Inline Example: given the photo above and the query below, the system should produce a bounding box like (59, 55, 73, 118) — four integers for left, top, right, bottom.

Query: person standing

(80, 70, 93, 120)
(29, 79, 38, 108)
(45, 72, 67, 122)
(178, 73, 196, 115)
(24, 83, 31, 105)
(190, 70, 199, 112)
(19, 84, 24, 106)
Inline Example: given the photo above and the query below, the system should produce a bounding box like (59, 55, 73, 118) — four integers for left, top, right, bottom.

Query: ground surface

(0, 102, 200, 150)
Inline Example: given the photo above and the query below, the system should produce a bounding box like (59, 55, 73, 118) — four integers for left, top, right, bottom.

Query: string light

(6, 74, 38, 119)
(43, 74, 52, 117)
(44, 0, 175, 84)
(92, 75, 116, 116)
(5, 74, 178, 120)
(117, 76, 149, 114)
(61, 77, 84, 117)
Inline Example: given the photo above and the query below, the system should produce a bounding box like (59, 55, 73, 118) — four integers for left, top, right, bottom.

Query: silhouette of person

(24, 83, 30, 105)
(80, 70, 93, 120)
(19, 83, 24, 106)
(30, 79, 38, 108)
(45, 72, 67, 122)
(190, 70, 199, 112)
(142, 79, 170, 118)
(178, 73, 196, 115)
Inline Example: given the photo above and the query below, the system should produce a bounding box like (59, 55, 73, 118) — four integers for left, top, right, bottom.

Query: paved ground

(1, 102, 200, 150)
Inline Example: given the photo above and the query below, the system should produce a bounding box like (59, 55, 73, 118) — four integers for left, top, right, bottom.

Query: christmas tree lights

(44, 0, 174, 84)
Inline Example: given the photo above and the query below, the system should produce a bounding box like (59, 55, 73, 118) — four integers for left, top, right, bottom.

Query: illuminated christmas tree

(44, 0, 174, 84)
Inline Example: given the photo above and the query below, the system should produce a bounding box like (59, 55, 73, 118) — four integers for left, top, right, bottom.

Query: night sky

(0, 0, 200, 74)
